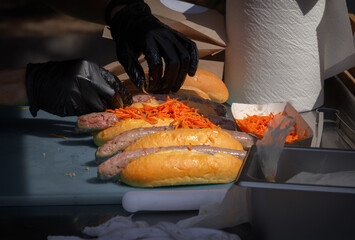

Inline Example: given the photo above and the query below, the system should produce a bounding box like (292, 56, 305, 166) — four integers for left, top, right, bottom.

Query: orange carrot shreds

(49, 133, 68, 139)
(142, 86, 149, 95)
(106, 96, 220, 130)
(236, 113, 306, 143)
(236, 113, 276, 139)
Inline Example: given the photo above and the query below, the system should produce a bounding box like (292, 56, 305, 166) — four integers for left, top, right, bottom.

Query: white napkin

(47, 215, 241, 240)
(176, 184, 249, 229)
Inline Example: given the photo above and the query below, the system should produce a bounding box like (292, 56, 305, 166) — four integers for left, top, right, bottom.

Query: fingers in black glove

(115, 41, 147, 90)
(107, 0, 198, 93)
(143, 37, 163, 93)
(26, 59, 132, 117)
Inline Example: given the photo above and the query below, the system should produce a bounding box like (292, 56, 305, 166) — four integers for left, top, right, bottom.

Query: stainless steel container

(236, 146, 355, 240)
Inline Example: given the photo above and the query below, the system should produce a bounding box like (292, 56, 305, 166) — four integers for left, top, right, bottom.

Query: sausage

(95, 126, 255, 163)
(97, 145, 247, 180)
(95, 125, 175, 163)
(75, 112, 120, 133)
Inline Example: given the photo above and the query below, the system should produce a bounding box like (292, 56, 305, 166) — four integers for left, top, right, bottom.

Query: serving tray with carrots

(231, 102, 313, 146)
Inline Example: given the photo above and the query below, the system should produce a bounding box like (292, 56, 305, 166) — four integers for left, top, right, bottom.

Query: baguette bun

(93, 118, 175, 146)
(183, 69, 229, 103)
(120, 150, 242, 187)
(176, 86, 211, 100)
(119, 69, 228, 103)
(124, 128, 244, 152)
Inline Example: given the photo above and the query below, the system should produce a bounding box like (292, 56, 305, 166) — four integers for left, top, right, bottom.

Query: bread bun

(119, 69, 228, 103)
(176, 86, 211, 100)
(120, 150, 243, 187)
(124, 128, 244, 152)
(183, 69, 229, 103)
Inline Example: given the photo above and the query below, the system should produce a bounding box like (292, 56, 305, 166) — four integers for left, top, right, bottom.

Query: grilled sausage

(75, 112, 120, 133)
(95, 126, 175, 163)
(95, 126, 255, 162)
(97, 145, 247, 180)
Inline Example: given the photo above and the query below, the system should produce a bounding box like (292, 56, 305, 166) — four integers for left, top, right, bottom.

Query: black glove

(26, 59, 132, 117)
(106, 0, 198, 93)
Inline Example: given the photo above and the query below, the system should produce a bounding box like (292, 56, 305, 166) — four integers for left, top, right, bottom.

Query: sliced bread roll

(120, 150, 243, 187)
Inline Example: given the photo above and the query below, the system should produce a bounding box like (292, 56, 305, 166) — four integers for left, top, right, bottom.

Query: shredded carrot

(106, 96, 220, 130)
(189, 143, 192, 151)
(49, 133, 68, 139)
(236, 113, 306, 143)
(142, 86, 149, 94)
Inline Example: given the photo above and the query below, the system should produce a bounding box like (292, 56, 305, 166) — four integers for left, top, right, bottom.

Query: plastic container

(236, 146, 355, 240)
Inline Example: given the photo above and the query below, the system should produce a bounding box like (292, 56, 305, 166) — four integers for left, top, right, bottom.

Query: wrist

(105, 0, 144, 25)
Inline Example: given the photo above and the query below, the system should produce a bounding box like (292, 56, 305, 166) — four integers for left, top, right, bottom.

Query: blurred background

(0, 0, 353, 70)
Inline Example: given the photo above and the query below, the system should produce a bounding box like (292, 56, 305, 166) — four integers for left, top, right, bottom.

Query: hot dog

(75, 94, 228, 133)
(123, 128, 244, 152)
(86, 95, 237, 146)
(98, 145, 246, 181)
(95, 126, 175, 163)
(95, 127, 255, 163)
(121, 150, 242, 188)
(96, 128, 245, 187)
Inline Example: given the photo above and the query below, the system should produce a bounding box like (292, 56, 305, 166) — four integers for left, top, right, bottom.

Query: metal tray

(236, 145, 355, 240)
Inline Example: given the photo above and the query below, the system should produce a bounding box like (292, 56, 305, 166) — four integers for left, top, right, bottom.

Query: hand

(26, 59, 132, 117)
(107, 0, 198, 93)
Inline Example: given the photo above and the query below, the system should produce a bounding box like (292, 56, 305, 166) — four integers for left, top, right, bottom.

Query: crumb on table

(64, 173, 76, 177)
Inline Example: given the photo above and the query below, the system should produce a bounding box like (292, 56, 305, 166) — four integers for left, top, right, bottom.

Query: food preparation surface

(0, 106, 232, 207)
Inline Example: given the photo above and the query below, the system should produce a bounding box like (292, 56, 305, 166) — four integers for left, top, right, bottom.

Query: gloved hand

(106, 0, 198, 93)
(25, 59, 132, 117)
